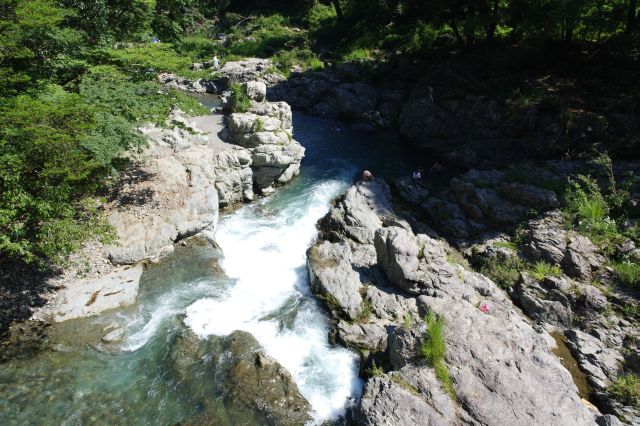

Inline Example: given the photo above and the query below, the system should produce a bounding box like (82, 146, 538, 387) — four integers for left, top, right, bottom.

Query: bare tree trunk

(627, 0, 638, 34)
(450, 20, 464, 44)
(331, 0, 343, 21)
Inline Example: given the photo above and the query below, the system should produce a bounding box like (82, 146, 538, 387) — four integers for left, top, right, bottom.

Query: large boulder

(50, 265, 143, 322)
(358, 366, 460, 426)
(169, 330, 311, 425)
(307, 241, 363, 320)
(244, 81, 267, 102)
(227, 97, 304, 193)
(523, 210, 568, 263)
(318, 179, 393, 244)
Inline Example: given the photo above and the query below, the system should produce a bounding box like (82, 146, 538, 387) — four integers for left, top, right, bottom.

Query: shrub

(608, 373, 640, 409)
(367, 360, 384, 377)
(531, 261, 563, 281)
(480, 256, 525, 289)
(612, 262, 640, 289)
(272, 49, 324, 75)
(229, 83, 251, 113)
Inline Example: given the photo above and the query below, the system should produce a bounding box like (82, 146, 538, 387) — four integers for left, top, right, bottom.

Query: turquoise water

(0, 113, 421, 425)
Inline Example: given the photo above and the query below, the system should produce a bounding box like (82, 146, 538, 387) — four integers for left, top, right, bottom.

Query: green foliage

(356, 297, 374, 323)
(402, 313, 414, 330)
(434, 360, 456, 400)
(367, 360, 384, 377)
(608, 373, 640, 409)
(531, 261, 563, 281)
(612, 261, 640, 289)
(564, 175, 620, 246)
(253, 117, 265, 132)
(419, 312, 446, 365)
(418, 312, 456, 399)
(229, 83, 251, 113)
(223, 14, 304, 58)
(480, 256, 525, 289)
(99, 43, 196, 79)
(0, 91, 105, 263)
(493, 241, 518, 251)
(272, 49, 324, 75)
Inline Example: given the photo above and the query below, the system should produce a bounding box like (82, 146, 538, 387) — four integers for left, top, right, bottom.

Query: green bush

(229, 83, 251, 113)
(531, 261, 563, 281)
(480, 256, 525, 289)
(612, 262, 640, 289)
(0, 92, 108, 264)
(608, 373, 640, 409)
(272, 49, 324, 75)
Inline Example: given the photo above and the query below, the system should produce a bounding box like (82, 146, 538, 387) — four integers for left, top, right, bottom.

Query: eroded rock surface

(309, 178, 604, 425)
(169, 330, 311, 425)
(51, 265, 143, 322)
(227, 83, 305, 194)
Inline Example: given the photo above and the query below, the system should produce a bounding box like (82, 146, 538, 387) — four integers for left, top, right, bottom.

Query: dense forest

(0, 0, 638, 266)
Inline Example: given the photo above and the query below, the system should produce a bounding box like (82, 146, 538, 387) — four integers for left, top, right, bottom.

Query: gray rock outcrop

(51, 265, 143, 322)
(158, 73, 217, 93)
(227, 85, 305, 193)
(169, 330, 311, 425)
(309, 178, 603, 425)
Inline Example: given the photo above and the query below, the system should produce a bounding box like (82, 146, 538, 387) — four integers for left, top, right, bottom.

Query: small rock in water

(102, 327, 125, 344)
(102, 322, 120, 333)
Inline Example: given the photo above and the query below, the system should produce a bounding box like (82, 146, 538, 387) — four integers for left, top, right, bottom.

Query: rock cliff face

(308, 178, 608, 425)
(225, 81, 305, 194)
(392, 162, 639, 424)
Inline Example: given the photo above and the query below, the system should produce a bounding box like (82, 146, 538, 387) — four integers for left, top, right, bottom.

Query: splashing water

(185, 176, 362, 422)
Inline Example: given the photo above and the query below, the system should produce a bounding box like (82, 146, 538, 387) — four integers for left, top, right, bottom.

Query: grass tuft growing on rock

(564, 176, 620, 246)
(612, 262, 640, 289)
(367, 360, 384, 377)
(356, 297, 374, 323)
(419, 312, 456, 400)
(480, 256, 524, 289)
(608, 373, 640, 410)
(419, 312, 445, 364)
(531, 261, 562, 281)
(230, 83, 251, 113)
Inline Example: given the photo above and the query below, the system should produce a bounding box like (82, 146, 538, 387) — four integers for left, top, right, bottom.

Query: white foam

(184, 178, 362, 423)
(122, 280, 215, 352)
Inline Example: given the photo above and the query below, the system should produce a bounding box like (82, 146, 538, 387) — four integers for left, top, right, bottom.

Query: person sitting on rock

(362, 170, 373, 182)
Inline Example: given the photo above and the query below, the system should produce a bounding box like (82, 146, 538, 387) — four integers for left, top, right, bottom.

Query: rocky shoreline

(2, 58, 638, 424)
(6, 71, 304, 345)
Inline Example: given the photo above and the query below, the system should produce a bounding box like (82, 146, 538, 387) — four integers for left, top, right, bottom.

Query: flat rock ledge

(308, 178, 610, 426)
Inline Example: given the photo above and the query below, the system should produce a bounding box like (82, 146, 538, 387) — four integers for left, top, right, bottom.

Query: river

(0, 111, 420, 425)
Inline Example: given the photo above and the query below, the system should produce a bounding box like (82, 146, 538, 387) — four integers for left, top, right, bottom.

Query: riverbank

(1, 78, 304, 346)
